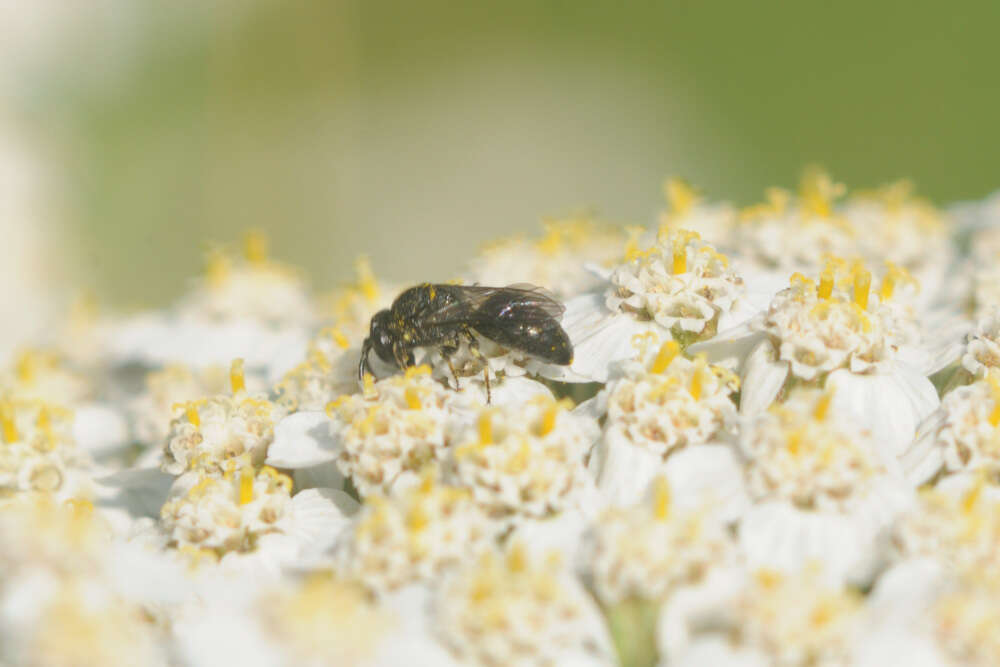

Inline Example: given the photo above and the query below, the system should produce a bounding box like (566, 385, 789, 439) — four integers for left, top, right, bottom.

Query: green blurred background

(10, 0, 1000, 307)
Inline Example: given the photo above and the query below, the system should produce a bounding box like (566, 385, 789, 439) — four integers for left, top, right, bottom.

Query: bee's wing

(422, 284, 565, 326)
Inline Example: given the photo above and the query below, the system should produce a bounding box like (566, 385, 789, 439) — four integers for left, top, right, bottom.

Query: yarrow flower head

(328, 365, 471, 498)
(753, 258, 914, 380)
(581, 477, 735, 604)
(274, 326, 356, 412)
(905, 375, 1000, 482)
(0, 347, 92, 406)
(962, 309, 1000, 378)
(609, 228, 744, 346)
(258, 574, 392, 665)
(890, 477, 1000, 577)
(130, 364, 230, 446)
(162, 360, 282, 475)
(657, 178, 735, 248)
(0, 398, 93, 499)
(179, 230, 315, 328)
(739, 389, 883, 511)
(446, 395, 597, 519)
(604, 337, 738, 459)
(159, 457, 294, 557)
(432, 542, 613, 667)
(334, 469, 494, 594)
(931, 571, 1000, 666)
(733, 169, 854, 274)
(465, 216, 627, 299)
(732, 568, 862, 666)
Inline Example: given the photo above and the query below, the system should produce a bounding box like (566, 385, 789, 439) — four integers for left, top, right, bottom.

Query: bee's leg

(463, 329, 491, 404)
(440, 339, 461, 391)
(392, 344, 414, 373)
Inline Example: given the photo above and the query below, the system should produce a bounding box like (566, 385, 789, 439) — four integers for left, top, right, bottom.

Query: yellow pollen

(478, 411, 494, 445)
(407, 505, 429, 533)
(404, 387, 422, 411)
(650, 340, 681, 374)
(0, 401, 18, 443)
(506, 440, 532, 474)
(623, 225, 646, 261)
(14, 350, 37, 384)
(243, 229, 269, 264)
(325, 395, 350, 417)
(404, 365, 431, 380)
(672, 239, 688, 275)
(961, 477, 985, 515)
(230, 359, 246, 395)
(853, 269, 871, 309)
(238, 467, 255, 505)
(185, 404, 201, 428)
(36, 406, 53, 441)
(652, 477, 671, 520)
(813, 390, 834, 421)
(362, 372, 376, 398)
(755, 569, 782, 589)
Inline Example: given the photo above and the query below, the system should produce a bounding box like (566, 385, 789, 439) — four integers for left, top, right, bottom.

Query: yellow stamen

(961, 477, 985, 515)
(404, 387, 422, 410)
(330, 328, 350, 349)
(672, 238, 688, 275)
(0, 401, 17, 443)
(204, 247, 231, 286)
(243, 229, 269, 265)
(630, 331, 658, 357)
(689, 355, 706, 400)
(506, 542, 527, 573)
(665, 178, 697, 217)
(185, 404, 201, 428)
(355, 256, 379, 302)
(650, 340, 681, 374)
(852, 268, 871, 310)
(817, 263, 835, 300)
(623, 226, 646, 261)
(879, 261, 917, 301)
(238, 467, 255, 505)
(786, 430, 802, 457)
(538, 402, 560, 437)
(813, 390, 834, 421)
(987, 373, 1000, 427)
(15, 350, 37, 384)
(404, 364, 431, 380)
(230, 358, 246, 395)
(652, 477, 671, 520)
(478, 411, 493, 445)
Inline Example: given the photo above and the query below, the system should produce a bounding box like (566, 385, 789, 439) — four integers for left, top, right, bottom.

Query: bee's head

(368, 309, 395, 364)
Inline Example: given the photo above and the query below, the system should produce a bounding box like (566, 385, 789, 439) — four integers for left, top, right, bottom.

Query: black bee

(359, 283, 573, 401)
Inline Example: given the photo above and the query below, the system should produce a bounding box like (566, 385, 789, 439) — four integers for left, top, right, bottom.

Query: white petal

(827, 363, 939, 458)
(292, 461, 346, 493)
(739, 339, 788, 415)
(96, 467, 174, 520)
(898, 409, 947, 486)
(660, 445, 749, 522)
(287, 487, 355, 554)
(592, 425, 664, 507)
(72, 402, 129, 457)
(266, 410, 338, 468)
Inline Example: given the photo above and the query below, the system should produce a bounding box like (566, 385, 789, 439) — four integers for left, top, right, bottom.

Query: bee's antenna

(359, 338, 373, 381)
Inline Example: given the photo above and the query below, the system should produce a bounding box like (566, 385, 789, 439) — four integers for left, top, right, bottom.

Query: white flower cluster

(7, 175, 1000, 665)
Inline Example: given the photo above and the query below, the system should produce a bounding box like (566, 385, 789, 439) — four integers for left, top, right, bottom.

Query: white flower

(735, 389, 912, 583)
(657, 179, 736, 249)
(273, 328, 357, 412)
(445, 395, 598, 519)
(889, 475, 1000, 577)
(710, 260, 939, 455)
(328, 366, 474, 498)
(581, 477, 736, 605)
(334, 471, 495, 595)
(731, 171, 854, 275)
(658, 567, 863, 667)
(463, 216, 627, 298)
(432, 542, 615, 667)
(587, 335, 743, 508)
(0, 399, 96, 501)
(0, 347, 92, 405)
(551, 229, 751, 383)
(902, 375, 1000, 485)
(158, 458, 347, 568)
(161, 363, 282, 476)
(961, 308, 1000, 377)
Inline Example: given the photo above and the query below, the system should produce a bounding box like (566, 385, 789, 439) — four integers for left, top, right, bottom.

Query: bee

(359, 283, 573, 401)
